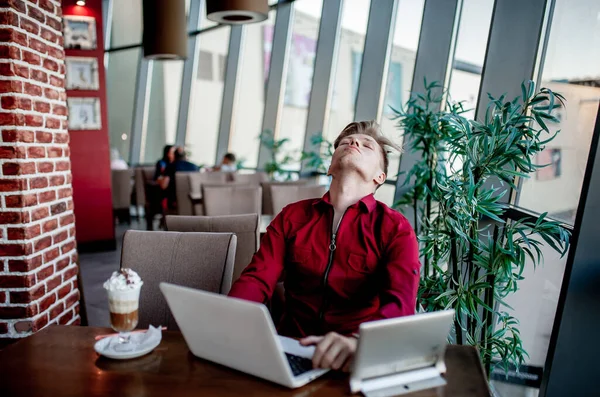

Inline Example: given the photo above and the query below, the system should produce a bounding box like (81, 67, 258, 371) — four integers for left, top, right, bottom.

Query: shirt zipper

(318, 211, 345, 324)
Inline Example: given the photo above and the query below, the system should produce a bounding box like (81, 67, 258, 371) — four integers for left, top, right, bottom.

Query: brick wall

(0, 0, 79, 343)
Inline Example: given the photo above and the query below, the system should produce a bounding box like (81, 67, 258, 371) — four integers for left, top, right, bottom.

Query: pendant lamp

(206, 0, 269, 24)
(142, 0, 187, 60)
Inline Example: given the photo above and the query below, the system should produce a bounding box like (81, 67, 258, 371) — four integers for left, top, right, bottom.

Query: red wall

(63, 0, 114, 245)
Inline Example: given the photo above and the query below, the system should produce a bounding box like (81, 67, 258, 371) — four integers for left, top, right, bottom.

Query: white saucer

(94, 327, 162, 360)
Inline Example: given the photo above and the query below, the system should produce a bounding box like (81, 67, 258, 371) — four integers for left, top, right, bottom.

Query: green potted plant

(300, 133, 334, 174)
(396, 80, 571, 378)
(391, 81, 467, 284)
(259, 130, 297, 181)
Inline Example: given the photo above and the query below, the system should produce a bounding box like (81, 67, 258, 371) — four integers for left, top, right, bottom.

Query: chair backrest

(260, 180, 310, 215)
(199, 171, 233, 185)
(165, 214, 259, 282)
(111, 169, 133, 210)
(134, 166, 155, 207)
(175, 171, 199, 216)
(186, 172, 232, 215)
(233, 172, 269, 186)
(271, 185, 328, 215)
(121, 230, 237, 330)
(188, 172, 232, 193)
(202, 185, 262, 216)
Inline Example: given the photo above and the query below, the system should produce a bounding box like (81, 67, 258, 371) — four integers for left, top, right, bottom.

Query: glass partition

(106, 48, 141, 163)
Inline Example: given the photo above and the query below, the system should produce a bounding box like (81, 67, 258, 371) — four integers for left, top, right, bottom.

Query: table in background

(0, 326, 490, 397)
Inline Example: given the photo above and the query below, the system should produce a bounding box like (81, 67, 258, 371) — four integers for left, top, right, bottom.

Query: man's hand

(300, 332, 357, 372)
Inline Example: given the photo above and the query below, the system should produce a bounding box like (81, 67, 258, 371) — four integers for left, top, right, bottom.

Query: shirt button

(413, 269, 418, 275)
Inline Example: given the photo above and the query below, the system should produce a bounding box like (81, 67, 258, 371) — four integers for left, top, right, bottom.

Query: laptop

(159, 282, 329, 388)
(350, 310, 455, 397)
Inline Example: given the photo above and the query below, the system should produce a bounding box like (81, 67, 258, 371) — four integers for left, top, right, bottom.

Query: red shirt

(228, 192, 420, 337)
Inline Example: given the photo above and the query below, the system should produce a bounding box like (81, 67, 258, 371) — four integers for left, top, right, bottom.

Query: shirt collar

(314, 191, 377, 213)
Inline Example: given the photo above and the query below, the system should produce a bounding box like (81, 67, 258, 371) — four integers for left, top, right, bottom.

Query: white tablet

(350, 310, 455, 396)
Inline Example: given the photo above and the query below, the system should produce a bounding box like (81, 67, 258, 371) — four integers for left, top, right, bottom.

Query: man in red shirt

(229, 121, 420, 372)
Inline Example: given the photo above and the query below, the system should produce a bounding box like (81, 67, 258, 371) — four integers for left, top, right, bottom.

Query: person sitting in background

(110, 148, 128, 170)
(228, 121, 420, 372)
(159, 147, 200, 210)
(155, 145, 175, 189)
(212, 153, 237, 172)
(172, 147, 200, 172)
(142, 145, 176, 229)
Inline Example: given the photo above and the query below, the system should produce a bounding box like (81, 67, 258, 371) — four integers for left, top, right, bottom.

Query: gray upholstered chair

(121, 230, 237, 330)
(111, 169, 133, 223)
(165, 214, 259, 282)
(134, 166, 155, 211)
(260, 180, 309, 215)
(233, 172, 269, 186)
(193, 171, 233, 186)
(186, 172, 233, 215)
(202, 185, 262, 217)
(270, 185, 328, 215)
(175, 171, 198, 216)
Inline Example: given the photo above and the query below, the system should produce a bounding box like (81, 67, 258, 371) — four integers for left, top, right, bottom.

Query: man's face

(328, 133, 386, 187)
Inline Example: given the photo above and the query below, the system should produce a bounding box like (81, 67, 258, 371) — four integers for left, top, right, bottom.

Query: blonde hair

(334, 120, 402, 176)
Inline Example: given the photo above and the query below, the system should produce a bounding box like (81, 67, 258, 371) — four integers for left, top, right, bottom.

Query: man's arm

(228, 211, 286, 303)
(374, 220, 421, 319)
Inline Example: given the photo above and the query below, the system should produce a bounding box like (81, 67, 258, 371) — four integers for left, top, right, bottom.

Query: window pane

(185, 27, 231, 167)
(447, 0, 494, 120)
(199, 0, 219, 30)
(448, 69, 482, 120)
(374, 183, 396, 207)
(106, 48, 141, 163)
(277, 0, 323, 170)
(490, 242, 568, 396)
(380, 0, 425, 181)
(229, 12, 276, 169)
(323, 0, 371, 143)
(141, 60, 184, 163)
(517, 0, 600, 225)
(109, 0, 143, 48)
(197, 50, 214, 80)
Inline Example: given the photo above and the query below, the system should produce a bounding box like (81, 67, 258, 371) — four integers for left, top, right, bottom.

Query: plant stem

(413, 193, 418, 237)
(484, 272, 496, 378)
(467, 175, 481, 340)
(450, 230, 462, 345)
(432, 214, 438, 278)
(426, 154, 434, 278)
(482, 225, 499, 379)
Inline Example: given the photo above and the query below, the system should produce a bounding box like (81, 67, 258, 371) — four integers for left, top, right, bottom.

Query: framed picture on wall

(65, 57, 99, 90)
(67, 97, 101, 130)
(64, 15, 97, 50)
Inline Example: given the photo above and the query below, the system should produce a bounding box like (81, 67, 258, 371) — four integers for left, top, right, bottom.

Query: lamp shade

(207, 0, 269, 25)
(142, 0, 187, 60)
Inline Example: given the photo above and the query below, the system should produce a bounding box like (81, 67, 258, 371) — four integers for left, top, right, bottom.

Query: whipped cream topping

(103, 268, 143, 291)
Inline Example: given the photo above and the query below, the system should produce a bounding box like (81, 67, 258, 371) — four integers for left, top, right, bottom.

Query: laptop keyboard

(285, 353, 314, 376)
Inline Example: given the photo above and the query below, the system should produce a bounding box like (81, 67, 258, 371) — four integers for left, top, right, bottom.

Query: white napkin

(102, 325, 163, 354)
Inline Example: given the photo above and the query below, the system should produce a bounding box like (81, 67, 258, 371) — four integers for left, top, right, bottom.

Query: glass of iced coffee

(103, 268, 143, 350)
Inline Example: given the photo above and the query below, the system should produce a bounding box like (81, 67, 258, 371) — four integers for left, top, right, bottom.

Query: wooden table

(0, 326, 490, 396)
